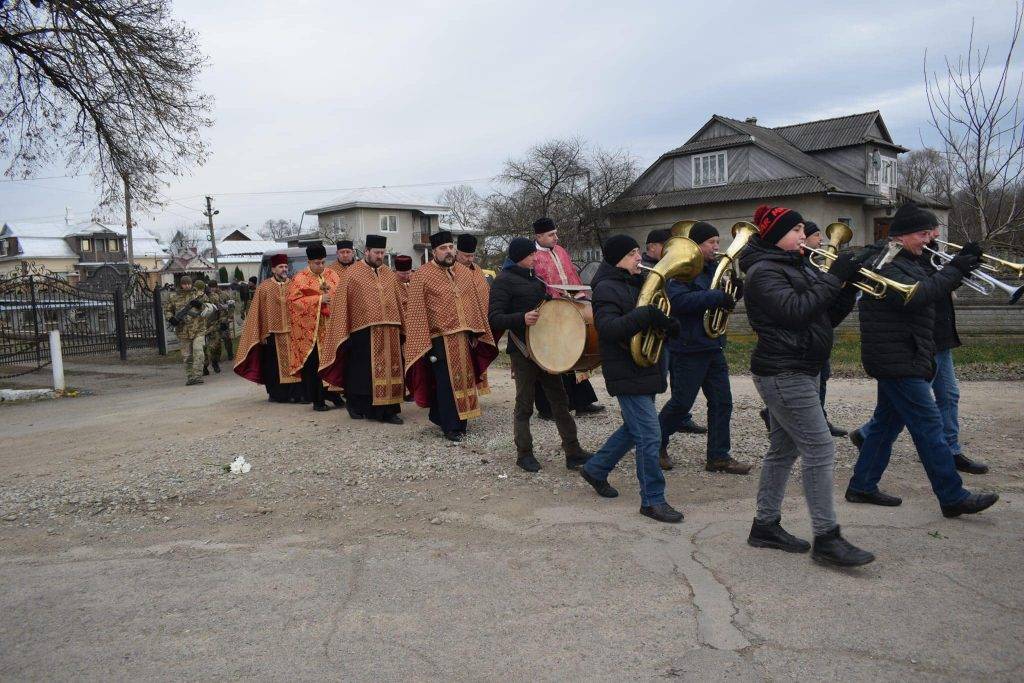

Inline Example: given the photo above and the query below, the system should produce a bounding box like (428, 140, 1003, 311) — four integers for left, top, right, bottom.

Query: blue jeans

(849, 377, 968, 506)
(658, 350, 732, 461)
(931, 349, 962, 455)
(583, 394, 666, 507)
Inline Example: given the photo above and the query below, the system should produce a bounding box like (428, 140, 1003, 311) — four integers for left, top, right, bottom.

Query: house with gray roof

(608, 111, 947, 247)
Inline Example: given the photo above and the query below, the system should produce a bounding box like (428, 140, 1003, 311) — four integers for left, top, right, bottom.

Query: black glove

(949, 242, 983, 273)
(649, 307, 675, 331)
(190, 299, 204, 310)
(731, 280, 744, 302)
(634, 304, 661, 326)
(827, 252, 861, 283)
(721, 292, 737, 310)
(665, 318, 682, 339)
(167, 316, 180, 327)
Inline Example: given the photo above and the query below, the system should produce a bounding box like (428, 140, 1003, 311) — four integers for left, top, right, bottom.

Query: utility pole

(122, 173, 135, 269)
(204, 195, 220, 277)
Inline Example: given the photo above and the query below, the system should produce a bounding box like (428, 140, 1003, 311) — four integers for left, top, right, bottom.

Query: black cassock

(261, 336, 301, 403)
(344, 327, 401, 420)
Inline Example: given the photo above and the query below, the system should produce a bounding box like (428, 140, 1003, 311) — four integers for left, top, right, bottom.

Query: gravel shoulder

(1, 360, 1022, 680)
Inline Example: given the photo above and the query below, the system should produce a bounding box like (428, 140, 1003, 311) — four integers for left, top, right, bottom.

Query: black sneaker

(941, 492, 999, 518)
(845, 487, 902, 507)
(378, 414, 403, 425)
(679, 420, 707, 434)
(580, 468, 618, 498)
(347, 410, 365, 420)
(640, 503, 684, 524)
(849, 428, 865, 450)
(517, 455, 541, 472)
(212, 360, 221, 374)
(812, 526, 875, 567)
(747, 517, 810, 553)
(954, 454, 989, 475)
(313, 403, 330, 412)
(827, 421, 848, 437)
(576, 403, 606, 415)
(443, 431, 464, 443)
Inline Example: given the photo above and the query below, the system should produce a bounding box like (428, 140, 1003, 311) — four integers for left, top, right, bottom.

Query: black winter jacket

(590, 262, 667, 396)
(921, 255, 962, 352)
(739, 237, 858, 377)
(487, 264, 547, 355)
(666, 261, 728, 355)
(858, 242, 964, 379)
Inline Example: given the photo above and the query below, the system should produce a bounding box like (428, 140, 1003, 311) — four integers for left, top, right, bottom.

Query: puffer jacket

(739, 237, 857, 377)
(921, 254, 962, 352)
(858, 241, 964, 379)
(590, 261, 667, 396)
(665, 261, 727, 355)
(487, 263, 547, 355)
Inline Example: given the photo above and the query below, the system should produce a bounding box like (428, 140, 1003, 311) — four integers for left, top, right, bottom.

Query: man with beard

(404, 231, 498, 441)
(328, 239, 356, 279)
(319, 235, 405, 424)
(234, 254, 301, 402)
(531, 216, 605, 418)
(287, 243, 343, 411)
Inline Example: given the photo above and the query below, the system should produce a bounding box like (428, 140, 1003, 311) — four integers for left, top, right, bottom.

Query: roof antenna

(65, 207, 71, 225)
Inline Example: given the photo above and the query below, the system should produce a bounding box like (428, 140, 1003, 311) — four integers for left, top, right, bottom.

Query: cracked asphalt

(1, 358, 1022, 680)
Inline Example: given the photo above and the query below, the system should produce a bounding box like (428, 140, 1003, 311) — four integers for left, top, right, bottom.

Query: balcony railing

(78, 250, 127, 263)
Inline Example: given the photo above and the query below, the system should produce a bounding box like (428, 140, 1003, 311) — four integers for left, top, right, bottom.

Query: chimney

(745, 116, 758, 125)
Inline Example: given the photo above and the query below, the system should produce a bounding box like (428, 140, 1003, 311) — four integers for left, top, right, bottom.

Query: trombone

(802, 239, 919, 303)
(924, 244, 1024, 305)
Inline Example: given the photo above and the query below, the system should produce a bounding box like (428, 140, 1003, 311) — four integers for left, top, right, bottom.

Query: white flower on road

(229, 456, 252, 474)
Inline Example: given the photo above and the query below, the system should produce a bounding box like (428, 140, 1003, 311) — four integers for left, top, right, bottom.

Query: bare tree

(898, 148, 948, 198)
(484, 138, 638, 256)
(0, 1, 213, 210)
(925, 3, 1024, 244)
(168, 223, 203, 256)
(437, 184, 484, 231)
(258, 218, 301, 241)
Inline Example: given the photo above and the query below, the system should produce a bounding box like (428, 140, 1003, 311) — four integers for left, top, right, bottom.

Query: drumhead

(528, 299, 586, 374)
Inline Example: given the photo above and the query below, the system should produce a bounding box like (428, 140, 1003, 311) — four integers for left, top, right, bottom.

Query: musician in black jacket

(846, 203, 998, 518)
(488, 237, 590, 473)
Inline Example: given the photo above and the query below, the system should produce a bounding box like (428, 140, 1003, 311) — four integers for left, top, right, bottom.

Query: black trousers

(535, 375, 598, 414)
(345, 328, 400, 420)
(427, 336, 467, 434)
(261, 336, 300, 403)
(301, 346, 324, 407)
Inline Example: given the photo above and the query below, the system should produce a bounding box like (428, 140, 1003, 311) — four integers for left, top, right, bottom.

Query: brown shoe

(706, 457, 752, 475)
(659, 446, 674, 471)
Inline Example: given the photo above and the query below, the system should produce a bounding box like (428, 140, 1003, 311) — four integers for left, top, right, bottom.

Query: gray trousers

(752, 372, 837, 536)
(510, 353, 581, 458)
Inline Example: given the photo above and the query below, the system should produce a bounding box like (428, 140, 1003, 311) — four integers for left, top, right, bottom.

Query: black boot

(827, 421, 848, 437)
(679, 420, 707, 434)
(640, 502, 684, 523)
(849, 428, 865, 450)
(747, 517, 810, 553)
(658, 446, 674, 470)
(203, 365, 210, 376)
(954, 454, 989, 475)
(941, 492, 999, 518)
(812, 526, 875, 567)
(565, 448, 591, 470)
(212, 359, 221, 373)
(517, 454, 541, 472)
(845, 487, 902, 507)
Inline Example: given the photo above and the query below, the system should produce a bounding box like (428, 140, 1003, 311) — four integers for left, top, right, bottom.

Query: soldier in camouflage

(163, 276, 209, 386)
(202, 282, 232, 374)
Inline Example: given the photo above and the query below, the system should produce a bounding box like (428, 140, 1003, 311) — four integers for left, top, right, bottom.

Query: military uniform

(164, 286, 209, 384)
(204, 287, 233, 372)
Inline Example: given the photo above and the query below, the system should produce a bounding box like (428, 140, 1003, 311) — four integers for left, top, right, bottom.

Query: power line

(166, 176, 496, 201)
(0, 174, 82, 183)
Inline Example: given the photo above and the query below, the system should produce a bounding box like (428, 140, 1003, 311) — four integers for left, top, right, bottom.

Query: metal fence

(0, 266, 163, 379)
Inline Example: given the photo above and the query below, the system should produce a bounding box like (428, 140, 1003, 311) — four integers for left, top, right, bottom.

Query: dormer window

(107, 238, 119, 251)
(80, 238, 92, 252)
(692, 151, 728, 187)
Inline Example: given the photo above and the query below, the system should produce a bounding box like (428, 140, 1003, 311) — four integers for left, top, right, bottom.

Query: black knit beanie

(803, 221, 820, 238)
(753, 205, 804, 245)
(645, 228, 671, 245)
(889, 203, 938, 236)
(508, 236, 536, 264)
(603, 234, 640, 266)
(688, 221, 719, 245)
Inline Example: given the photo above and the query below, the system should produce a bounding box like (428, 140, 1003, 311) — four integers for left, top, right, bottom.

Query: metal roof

(609, 176, 826, 213)
(305, 186, 450, 215)
(664, 133, 754, 157)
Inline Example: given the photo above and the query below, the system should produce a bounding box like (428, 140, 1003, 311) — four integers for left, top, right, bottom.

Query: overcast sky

(3, 0, 1023, 240)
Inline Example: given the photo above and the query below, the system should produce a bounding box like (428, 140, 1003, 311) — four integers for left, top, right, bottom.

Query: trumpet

(936, 239, 1024, 278)
(924, 244, 1024, 305)
(703, 221, 757, 338)
(802, 240, 919, 303)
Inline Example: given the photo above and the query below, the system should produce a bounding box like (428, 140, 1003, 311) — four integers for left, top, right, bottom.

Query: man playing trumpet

(845, 203, 999, 518)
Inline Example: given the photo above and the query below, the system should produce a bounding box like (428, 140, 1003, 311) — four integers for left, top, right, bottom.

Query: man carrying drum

(488, 237, 593, 473)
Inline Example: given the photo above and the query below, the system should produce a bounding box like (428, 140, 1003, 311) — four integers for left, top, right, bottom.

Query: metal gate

(0, 266, 162, 378)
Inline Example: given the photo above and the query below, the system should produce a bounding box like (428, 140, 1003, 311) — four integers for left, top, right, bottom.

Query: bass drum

(526, 298, 601, 374)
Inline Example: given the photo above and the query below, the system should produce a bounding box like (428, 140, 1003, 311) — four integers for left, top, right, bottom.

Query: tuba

(703, 221, 758, 338)
(630, 222, 704, 367)
(817, 222, 853, 271)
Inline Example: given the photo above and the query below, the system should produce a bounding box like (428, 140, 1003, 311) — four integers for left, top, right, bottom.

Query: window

(0, 239, 7, 256)
(880, 157, 897, 187)
(80, 238, 92, 251)
(379, 214, 398, 233)
(692, 152, 728, 187)
(838, 217, 853, 228)
(108, 239, 119, 251)
(869, 150, 897, 188)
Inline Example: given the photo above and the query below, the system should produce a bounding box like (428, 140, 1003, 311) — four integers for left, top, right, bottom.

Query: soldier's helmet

(194, 280, 207, 290)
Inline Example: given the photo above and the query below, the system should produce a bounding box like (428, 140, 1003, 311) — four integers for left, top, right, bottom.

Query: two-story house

(0, 220, 166, 282)
(303, 187, 467, 265)
(607, 111, 947, 247)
